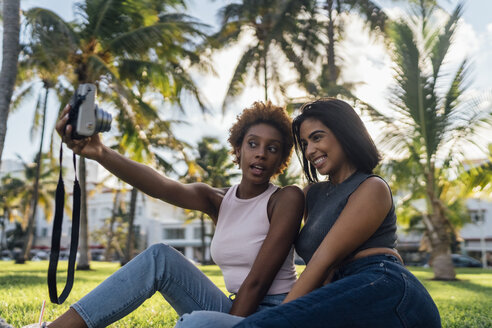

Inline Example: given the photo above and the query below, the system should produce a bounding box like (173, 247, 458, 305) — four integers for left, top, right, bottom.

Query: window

(41, 228, 48, 237)
(103, 208, 112, 218)
(193, 227, 202, 239)
(163, 228, 185, 240)
(469, 209, 486, 224)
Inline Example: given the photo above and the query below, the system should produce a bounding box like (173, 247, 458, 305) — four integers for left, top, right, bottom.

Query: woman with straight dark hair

(292, 98, 380, 182)
(177, 98, 441, 328)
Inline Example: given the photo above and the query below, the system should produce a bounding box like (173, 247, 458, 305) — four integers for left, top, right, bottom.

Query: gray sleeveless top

(295, 171, 397, 264)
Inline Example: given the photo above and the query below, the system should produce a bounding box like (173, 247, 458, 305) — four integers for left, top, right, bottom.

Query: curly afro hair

(228, 101, 293, 176)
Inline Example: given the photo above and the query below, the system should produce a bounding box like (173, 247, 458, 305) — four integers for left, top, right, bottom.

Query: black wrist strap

(47, 144, 81, 304)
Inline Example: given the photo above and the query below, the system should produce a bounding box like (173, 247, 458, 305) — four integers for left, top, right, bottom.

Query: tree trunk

(122, 187, 138, 265)
(425, 173, 456, 280)
(325, 0, 337, 86)
(0, 213, 7, 251)
(105, 190, 120, 261)
(0, 0, 20, 168)
(263, 46, 268, 101)
(77, 157, 91, 270)
(20, 87, 50, 262)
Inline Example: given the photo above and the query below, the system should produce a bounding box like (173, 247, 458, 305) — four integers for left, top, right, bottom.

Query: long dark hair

(292, 98, 381, 183)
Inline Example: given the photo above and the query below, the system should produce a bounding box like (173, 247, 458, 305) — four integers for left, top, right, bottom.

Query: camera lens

(95, 106, 112, 133)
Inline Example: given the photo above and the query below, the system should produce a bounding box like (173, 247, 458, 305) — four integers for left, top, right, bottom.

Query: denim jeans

(177, 255, 441, 328)
(72, 243, 283, 328)
(174, 293, 287, 328)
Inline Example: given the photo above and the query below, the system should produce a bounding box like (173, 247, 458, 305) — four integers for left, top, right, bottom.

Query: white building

(459, 198, 492, 266)
(1, 158, 213, 262)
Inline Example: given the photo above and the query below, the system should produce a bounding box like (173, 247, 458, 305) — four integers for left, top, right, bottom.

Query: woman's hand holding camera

(56, 105, 105, 161)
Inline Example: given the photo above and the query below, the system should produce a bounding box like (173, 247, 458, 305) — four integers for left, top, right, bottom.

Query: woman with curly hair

(31, 101, 304, 328)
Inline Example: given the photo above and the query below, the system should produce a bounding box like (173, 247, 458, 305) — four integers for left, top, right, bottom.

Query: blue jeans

(178, 255, 441, 328)
(72, 243, 286, 328)
(175, 294, 286, 328)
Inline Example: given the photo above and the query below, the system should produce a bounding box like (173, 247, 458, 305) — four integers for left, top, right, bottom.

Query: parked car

(423, 254, 483, 268)
(451, 254, 482, 268)
(1, 250, 13, 261)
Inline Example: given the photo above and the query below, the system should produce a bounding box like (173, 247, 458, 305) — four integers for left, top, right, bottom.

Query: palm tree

(113, 108, 189, 264)
(458, 148, 492, 201)
(295, 0, 387, 101)
(182, 136, 239, 263)
(3, 155, 58, 262)
(211, 0, 315, 110)
(195, 137, 239, 187)
(90, 186, 127, 261)
(0, 0, 21, 167)
(24, 0, 208, 269)
(11, 32, 72, 263)
(0, 174, 25, 252)
(371, 2, 492, 280)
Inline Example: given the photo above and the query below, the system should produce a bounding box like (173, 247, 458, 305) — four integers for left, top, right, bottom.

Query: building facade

(459, 198, 492, 267)
(1, 159, 213, 263)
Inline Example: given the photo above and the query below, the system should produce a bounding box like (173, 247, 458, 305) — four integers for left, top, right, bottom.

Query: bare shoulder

(271, 185, 304, 204)
(350, 176, 392, 211)
(267, 185, 304, 222)
(357, 176, 391, 197)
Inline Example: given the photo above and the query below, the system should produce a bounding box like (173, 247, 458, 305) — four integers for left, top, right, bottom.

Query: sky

(2, 0, 492, 166)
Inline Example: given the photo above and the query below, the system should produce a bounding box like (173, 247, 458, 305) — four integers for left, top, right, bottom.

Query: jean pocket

(396, 272, 441, 328)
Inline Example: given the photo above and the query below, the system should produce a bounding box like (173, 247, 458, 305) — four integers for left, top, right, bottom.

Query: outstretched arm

(229, 185, 304, 317)
(282, 177, 392, 303)
(55, 105, 222, 219)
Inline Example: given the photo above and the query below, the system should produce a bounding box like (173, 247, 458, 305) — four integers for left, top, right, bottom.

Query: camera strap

(47, 143, 81, 304)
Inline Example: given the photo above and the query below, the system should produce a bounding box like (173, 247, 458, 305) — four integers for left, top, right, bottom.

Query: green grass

(1, 261, 491, 327)
(409, 266, 492, 328)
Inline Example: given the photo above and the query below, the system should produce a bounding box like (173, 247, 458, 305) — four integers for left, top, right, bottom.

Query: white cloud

(487, 23, 492, 36)
(337, 13, 393, 110)
(448, 18, 480, 63)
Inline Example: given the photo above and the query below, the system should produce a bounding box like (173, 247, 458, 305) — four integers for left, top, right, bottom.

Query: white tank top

(210, 183, 297, 294)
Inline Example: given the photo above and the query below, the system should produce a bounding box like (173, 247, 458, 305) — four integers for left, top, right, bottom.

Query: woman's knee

(146, 243, 174, 259)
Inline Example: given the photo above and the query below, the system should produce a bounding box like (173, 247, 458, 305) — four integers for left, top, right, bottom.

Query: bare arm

(229, 185, 304, 316)
(55, 105, 222, 219)
(282, 177, 392, 303)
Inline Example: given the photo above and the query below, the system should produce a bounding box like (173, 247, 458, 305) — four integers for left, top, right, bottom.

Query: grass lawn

(1, 261, 491, 327)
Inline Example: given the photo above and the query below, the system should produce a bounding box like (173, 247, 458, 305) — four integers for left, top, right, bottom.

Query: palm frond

(29, 92, 43, 142)
(24, 7, 77, 41)
(442, 59, 469, 118)
(388, 20, 422, 124)
(10, 81, 38, 112)
(342, 0, 388, 32)
(85, 54, 118, 83)
(218, 3, 243, 26)
(222, 45, 259, 112)
(430, 3, 463, 81)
